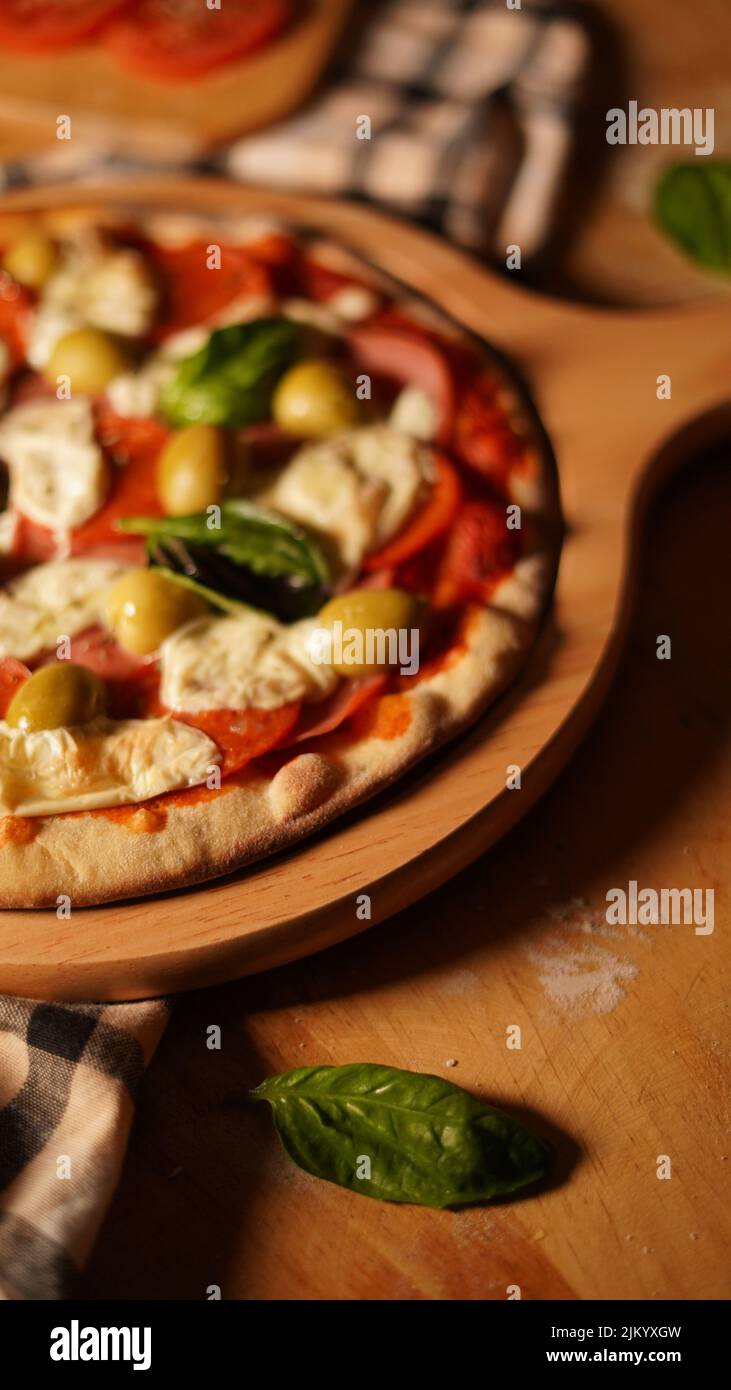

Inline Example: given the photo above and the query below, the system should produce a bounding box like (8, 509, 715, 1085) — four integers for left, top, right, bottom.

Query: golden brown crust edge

(0, 555, 555, 907)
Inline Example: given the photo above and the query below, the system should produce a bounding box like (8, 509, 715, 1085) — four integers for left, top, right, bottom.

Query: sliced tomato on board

(106, 0, 292, 82)
(0, 1, 130, 52)
(363, 453, 462, 572)
(174, 702, 301, 777)
(149, 241, 273, 337)
(349, 325, 456, 445)
(434, 498, 522, 607)
(0, 658, 30, 717)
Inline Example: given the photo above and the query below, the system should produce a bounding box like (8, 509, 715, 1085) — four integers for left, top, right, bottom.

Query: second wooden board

(0, 1, 352, 159)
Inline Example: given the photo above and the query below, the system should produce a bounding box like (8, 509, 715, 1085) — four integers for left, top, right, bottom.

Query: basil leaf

(246, 1063, 551, 1208)
(146, 562, 255, 616)
(655, 162, 731, 272)
(221, 499, 330, 585)
(119, 500, 330, 588)
(159, 317, 302, 427)
(147, 536, 326, 623)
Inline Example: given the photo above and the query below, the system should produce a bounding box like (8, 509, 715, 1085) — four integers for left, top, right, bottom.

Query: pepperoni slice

(453, 371, 526, 490)
(434, 498, 522, 607)
(174, 703, 301, 777)
(107, 0, 292, 82)
(0, 657, 30, 717)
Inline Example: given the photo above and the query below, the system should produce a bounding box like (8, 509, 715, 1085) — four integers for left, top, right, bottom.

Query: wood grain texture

(0, 1, 352, 159)
(545, 0, 731, 306)
(78, 451, 731, 1300)
(0, 178, 728, 1001)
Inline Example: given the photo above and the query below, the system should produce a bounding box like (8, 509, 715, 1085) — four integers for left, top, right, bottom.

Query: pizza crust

(0, 205, 561, 907)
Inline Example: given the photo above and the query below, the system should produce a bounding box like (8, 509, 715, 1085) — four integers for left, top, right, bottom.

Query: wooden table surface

(3, 0, 726, 1300)
(79, 451, 730, 1301)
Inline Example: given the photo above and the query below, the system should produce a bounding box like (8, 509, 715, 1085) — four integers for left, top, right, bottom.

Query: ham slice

(288, 676, 386, 745)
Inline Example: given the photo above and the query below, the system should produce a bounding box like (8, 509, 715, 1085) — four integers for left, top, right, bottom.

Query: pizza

(0, 206, 560, 907)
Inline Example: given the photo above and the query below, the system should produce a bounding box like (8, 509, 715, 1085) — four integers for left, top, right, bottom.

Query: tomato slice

(174, 703, 301, 777)
(434, 498, 522, 607)
(0, 273, 32, 369)
(9, 513, 57, 566)
(107, 0, 292, 82)
(149, 241, 274, 337)
(0, 657, 30, 717)
(0, 1, 130, 51)
(364, 453, 462, 572)
(71, 409, 168, 553)
(349, 325, 456, 444)
(453, 371, 526, 490)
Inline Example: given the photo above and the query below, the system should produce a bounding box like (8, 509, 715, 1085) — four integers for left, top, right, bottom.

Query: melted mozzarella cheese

(325, 286, 379, 322)
(0, 510, 18, 555)
(27, 237, 158, 368)
(160, 611, 338, 714)
(0, 716, 218, 816)
(0, 558, 130, 662)
(106, 355, 175, 419)
(267, 426, 433, 573)
(0, 397, 108, 533)
(389, 386, 438, 442)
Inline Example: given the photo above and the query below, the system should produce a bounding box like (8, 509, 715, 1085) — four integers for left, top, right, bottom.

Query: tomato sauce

(0, 815, 40, 846)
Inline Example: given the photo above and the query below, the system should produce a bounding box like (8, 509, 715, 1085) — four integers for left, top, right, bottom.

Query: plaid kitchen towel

(0, 996, 170, 1299)
(0, 0, 589, 260)
(0, 0, 589, 1302)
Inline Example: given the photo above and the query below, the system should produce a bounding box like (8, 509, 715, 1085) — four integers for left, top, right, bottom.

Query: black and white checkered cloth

(0, 0, 588, 1301)
(0, 996, 170, 1299)
(1, 0, 589, 260)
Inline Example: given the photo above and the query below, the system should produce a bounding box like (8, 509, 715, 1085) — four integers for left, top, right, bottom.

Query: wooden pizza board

(0, 177, 727, 1002)
(0, 1, 352, 160)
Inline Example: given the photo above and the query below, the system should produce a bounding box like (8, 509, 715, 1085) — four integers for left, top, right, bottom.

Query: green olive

(273, 359, 359, 439)
(317, 588, 426, 677)
(105, 569, 208, 656)
(157, 424, 230, 516)
(6, 662, 106, 732)
(3, 233, 58, 290)
(45, 327, 132, 394)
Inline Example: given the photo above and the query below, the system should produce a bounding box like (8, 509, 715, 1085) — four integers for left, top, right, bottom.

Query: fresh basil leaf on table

(246, 1063, 551, 1208)
(655, 162, 731, 273)
(119, 502, 331, 621)
(160, 317, 303, 427)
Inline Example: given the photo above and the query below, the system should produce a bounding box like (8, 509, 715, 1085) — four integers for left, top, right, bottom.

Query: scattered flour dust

(526, 901, 642, 1017)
